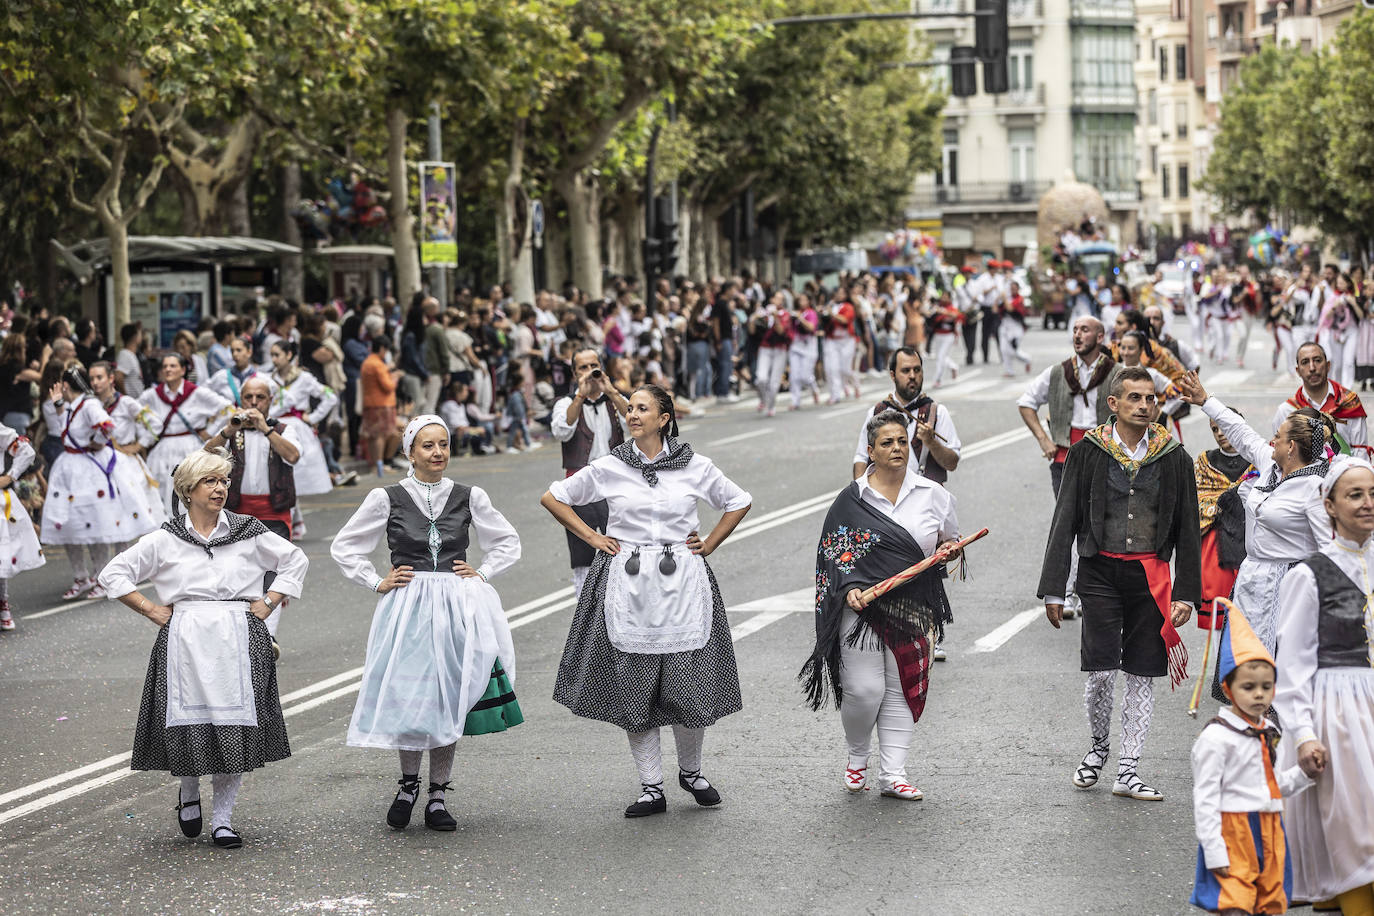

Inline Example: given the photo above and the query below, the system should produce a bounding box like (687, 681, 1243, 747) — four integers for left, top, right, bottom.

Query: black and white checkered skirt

(131, 612, 291, 776)
(553, 551, 742, 732)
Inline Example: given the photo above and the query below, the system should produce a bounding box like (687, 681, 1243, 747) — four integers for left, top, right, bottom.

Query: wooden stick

(1188, 597, 1226, 718)
(857, 527, 990, 608)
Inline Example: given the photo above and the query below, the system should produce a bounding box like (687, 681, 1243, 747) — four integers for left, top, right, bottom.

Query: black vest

(1302, 553, 1374, 669)
(559, 399, 624, 473)
(386, 482, 472, 571)
(225, 421, 297, 512)
(1101, 460, 1163, 553)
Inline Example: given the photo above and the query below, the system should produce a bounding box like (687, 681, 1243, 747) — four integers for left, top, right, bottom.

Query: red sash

(236, 493, 292, 531)
(1100, 551, 1189, 688)
(1053, 426, 1088, 464)
(154, 382, 198, 441)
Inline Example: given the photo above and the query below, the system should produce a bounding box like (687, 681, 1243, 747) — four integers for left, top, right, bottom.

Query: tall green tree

(1203, 45, 1293, 221)
(1326, 9, 1374, 252)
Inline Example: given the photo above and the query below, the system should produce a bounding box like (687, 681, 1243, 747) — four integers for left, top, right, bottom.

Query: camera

(229, 413, 247, 427)
(590, 368, 604, 379)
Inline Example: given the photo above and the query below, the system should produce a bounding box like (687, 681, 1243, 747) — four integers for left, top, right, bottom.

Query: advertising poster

(107, 270, 212, 347)
(419, 161, 458, 267)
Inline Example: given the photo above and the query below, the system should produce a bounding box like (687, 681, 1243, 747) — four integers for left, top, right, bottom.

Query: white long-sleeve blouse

(330, 477, 520, 590)
(270, 370, 338, 427)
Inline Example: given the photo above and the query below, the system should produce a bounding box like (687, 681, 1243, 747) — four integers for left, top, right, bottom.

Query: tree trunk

(165, 114, 262, 236)
(774, 219, 788, 287)
(546, 218, 569, 293)
(502, 119, 535, 305)
(603, 216, 622, 276)
(386, 104, 421, 306)
(679, 199, 694, 283)
(107, 216, 131, 327)
(616, 195, 643, 283)
(226, 174, 251, 236)
(555, 170, 602, 300)
(280, 160, 304, 303)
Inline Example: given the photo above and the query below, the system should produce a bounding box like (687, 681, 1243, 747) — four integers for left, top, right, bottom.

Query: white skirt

(1230, 557, 1293, 653)
(1278, 667, 1374, 902)
(40, 449, 161, 545)
(348, 571, 515, 751)
(0, 488, 44, 577)
(278, 415, 332, 495)
(146, 435, 203, 515)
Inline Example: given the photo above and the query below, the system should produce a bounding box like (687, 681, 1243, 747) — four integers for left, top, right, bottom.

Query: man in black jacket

(1038, 366, 1199, 802)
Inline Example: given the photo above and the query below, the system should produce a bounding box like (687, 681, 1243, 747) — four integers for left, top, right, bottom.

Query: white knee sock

(68, 545, 92, 582)
(210, 773, 242, 831)
(672, 726, 709, 788)
(1084, 670, 1117, 766)
(178, 775, 201, 822)
(1118, 674, 1154, 778)
(627, 728, 663, 797)
(428, 743, 455, 804)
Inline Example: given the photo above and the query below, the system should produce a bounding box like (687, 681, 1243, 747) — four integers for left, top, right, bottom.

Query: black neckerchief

(1256, 459, 1328, 494)
(610, 436, 693, 486)
(161, 510, 268, 558)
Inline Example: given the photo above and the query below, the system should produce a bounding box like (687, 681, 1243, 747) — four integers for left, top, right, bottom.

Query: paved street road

(0, 327, 1310, 915)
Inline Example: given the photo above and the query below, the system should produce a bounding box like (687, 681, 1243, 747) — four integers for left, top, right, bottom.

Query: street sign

(531, 198, 545, 249)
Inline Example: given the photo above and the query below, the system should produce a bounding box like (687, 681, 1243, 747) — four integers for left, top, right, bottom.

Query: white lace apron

(164, 599, 258, 728)
(604, 542, 712, 654)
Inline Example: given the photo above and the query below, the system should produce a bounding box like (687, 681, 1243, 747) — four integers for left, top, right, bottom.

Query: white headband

(402, 414, 449, 458)
(1321, 454, 1374, 501)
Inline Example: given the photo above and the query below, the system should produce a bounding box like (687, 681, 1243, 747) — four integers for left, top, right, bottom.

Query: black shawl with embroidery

(799, 482, 952, 711)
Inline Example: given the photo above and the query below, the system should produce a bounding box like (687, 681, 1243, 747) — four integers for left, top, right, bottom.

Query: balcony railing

(998, 82, 1047, 108)
(1069, 0, 1135, 22)
(1218, 36, 1260, 58)
(1009, 0, 1045, 19)
(1070, 82, 1136, 109)
(920, 0, 967, 14)
(913, 180, 1052, 208)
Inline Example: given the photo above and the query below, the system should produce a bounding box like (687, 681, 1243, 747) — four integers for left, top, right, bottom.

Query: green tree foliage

(1326, 10, 1374, 245)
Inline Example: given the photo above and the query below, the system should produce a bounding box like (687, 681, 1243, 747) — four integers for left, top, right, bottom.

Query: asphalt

(0, 324, 1322, 915)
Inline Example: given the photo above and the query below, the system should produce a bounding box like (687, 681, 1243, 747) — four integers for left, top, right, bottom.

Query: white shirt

(330, 478, 520, 589)
(439, 400, 470, 430)
(215, 422, 302, 496)
(550, 446, 752, 545)
(1017, 354, 1111, 431)
(102, 394, 156, 446)
(854, 467, 959, 556)
(207, 366, 274, 405)
(1271, 382, 1369, 454)
(270, 371, 338, 426)
(1191, 706, 1311, 869)
(99, 514, 308, 603)
(1274, 535, 1374, 747)
(0, 423, 35, 479)
(116, 349, 144, 397)
(136, 381, 233, 448)
(550, 396, 627, 464)
(851, 399, 962, 473)
(1203, 397, 1329, 563)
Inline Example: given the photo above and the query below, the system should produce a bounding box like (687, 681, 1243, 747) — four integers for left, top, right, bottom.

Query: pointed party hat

(1214, 597, 1276, 683)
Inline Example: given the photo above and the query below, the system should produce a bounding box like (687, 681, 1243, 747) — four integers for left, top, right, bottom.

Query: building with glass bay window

(909, 0, 1140, 264)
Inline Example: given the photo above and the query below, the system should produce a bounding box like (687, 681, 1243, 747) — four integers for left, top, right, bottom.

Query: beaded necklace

(412, 477, 444, 570)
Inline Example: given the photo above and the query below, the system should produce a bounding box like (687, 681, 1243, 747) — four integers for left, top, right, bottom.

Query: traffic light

(950, 46, 977, 97)
(643, 235, 664, 277)
(655, 196, 680, 277)
(976, 0, 1008, 62)
(983, 54, 1009, 94)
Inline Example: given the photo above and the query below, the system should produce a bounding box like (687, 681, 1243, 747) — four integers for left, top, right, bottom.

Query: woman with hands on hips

(540, 383, 751, 818)
(97, 448, 308, 850)
(1271, 456, 1374, 912)
(331, 415, 522, 833)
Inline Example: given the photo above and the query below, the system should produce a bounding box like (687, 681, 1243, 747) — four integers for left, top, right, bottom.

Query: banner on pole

(419, 161, 458, 267)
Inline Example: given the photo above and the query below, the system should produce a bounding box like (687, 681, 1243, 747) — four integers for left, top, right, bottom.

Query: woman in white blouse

(98, 448, 308, 850)
(331, 415, 522, 833)
(0, 422, 44, 630)
(540, 384, 752, 818)
(1273, 456, 1374, 912)
(137, 352, 233, 517)
(1179, 372, 1332, 653)
(267, 339, 338, 496)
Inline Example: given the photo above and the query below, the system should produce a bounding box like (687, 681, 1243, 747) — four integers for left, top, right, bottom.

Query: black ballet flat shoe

(624, 783, 666, 818)
(387, 776, 421, 830)
(211, 826, 242, 849)
(424, 782, 457, 831)
(175, 790, 202, 839)
(678, 770, 721, 807)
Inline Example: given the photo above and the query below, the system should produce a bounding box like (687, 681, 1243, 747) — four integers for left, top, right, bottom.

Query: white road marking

(969, 607, 1043, 653)
(23, 586, 152, 621)
(706, 428, 771, 448)
(936, 379, 1000, 398)
(819, 402, 870, 419)
(0, 423, 1041, 827)
(1204, 369, 1253, 389)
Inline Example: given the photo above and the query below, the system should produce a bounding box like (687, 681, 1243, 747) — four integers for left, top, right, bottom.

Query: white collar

(632, 441, 666, 464)
(1303, 381, 1335, 406)
(187, 513, 231, 543)
(1332, 533, 1373, 553)
(1217, 706, 1273, 732)
(857, 466, 929, 507)
(1111, 423, 1149, 461)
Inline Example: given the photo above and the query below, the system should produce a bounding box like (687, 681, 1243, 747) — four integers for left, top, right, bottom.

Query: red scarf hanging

(1100, 551, 1189, 688)
(1288, 380, 1366, 421)
(154, 381, 197, 439)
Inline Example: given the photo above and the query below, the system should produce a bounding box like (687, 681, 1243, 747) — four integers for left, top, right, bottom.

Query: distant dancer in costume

(1273, 456, 1374, 915)
(206, 335, 272, 406)
(541, 384, 751, 817)
(802, 410, 961, 801)
(138, 352, 232, 516)
(1272, 342, 1368, 457)
(98, 448, 308, 849)
(331, 415, 522, 832)
(267, 340, 338, 496)
(0, 422, 44, 630)
(1194, 413, 1253, 631)
(1039, 367, 1199, 801)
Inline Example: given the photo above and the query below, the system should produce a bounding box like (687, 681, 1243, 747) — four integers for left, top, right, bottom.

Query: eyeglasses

(198, 477, 231, 490)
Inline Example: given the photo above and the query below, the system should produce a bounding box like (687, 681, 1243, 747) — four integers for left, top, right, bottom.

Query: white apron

(604, 542, 711, 654)
(165, 599, 258, 728)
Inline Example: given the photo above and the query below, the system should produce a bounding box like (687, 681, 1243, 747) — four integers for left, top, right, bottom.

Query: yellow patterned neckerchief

(1084, 421, 1175, 478)
(1195, 450, 1253, 532)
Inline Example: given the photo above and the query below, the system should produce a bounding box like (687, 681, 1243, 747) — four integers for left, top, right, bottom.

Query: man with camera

(550, 347, 629, 596)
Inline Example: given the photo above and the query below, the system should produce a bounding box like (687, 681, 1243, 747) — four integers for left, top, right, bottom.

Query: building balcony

(1071, 82, 1136, 112)
(1069, 0, 1135, 25)
(911, 180, 1053, 212)
(1217, 36, 1261, 61)
(995, 82, 1048, 120)
(917, 0, 968, 31)
(1009, 0, 1045, 21)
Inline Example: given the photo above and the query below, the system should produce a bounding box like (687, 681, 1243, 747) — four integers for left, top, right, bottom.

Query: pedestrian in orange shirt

(361, 337, 404, 476)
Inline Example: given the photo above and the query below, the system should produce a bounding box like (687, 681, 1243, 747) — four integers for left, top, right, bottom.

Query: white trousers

(1320, 329, 1356, 388)
(1293, 322, 1319, 347)
(421, 374, 444, 415)
(930, 332, 958, 387)
(788, 347, 818, 408)
(755, 347, 787, 412)
(1274, 325, 1296, 374)
(823, 336, 857, 402)
(1232, 315, 1253, 365)
(998, 322, 1032, 374)
(1188, 307, 1206, 354)
(838, 609, 914, 785)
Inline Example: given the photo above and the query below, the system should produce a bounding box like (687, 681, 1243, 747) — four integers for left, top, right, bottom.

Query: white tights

(68, 543, 110, 582)
(626, 726, 705, 791)
(179, 773, 242, 831)
(1083, 670, 1155, 778)
(398, 743, 456, 802)
(838, 609, 914, 786)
